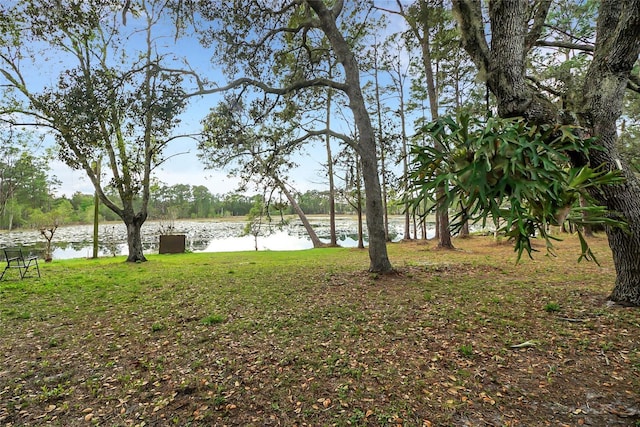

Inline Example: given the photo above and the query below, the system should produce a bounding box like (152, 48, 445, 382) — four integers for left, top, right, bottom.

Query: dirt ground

(1, 236, 639, 426)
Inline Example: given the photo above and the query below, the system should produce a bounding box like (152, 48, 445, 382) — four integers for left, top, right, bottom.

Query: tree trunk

(415, 0, 453, 249)
(356, 203, 364, 249)
(453, 0, 640, 305)
(277, 180, 326, 248)
(436, 195, 453, 248)
(372, 41, 390, 242)
(92, 160, 100, 259)
(579, 195, 593, 237)
(308, 0, 392, 272)
(356, 159, 365, 249)
(325, 85, 338, 246)
(124, 213, 147, 262)
(580, 7, 640, 304)
(459, 220, 470, 238)
(395, 60, 411, 241)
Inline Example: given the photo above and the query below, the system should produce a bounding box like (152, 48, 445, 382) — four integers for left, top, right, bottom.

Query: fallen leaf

(510, 340, 538, 349)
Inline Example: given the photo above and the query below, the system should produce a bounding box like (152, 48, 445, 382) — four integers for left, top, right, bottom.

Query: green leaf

(404, 114, 627, 264)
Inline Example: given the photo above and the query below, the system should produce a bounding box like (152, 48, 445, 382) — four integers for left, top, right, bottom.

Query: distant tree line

(0, 141, 404, 230)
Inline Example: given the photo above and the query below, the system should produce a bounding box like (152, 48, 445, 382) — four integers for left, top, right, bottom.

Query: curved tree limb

(451, 0, 491, 78)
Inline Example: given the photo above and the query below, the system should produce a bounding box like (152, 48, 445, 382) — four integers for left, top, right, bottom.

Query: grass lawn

(0, 235, 638, 426)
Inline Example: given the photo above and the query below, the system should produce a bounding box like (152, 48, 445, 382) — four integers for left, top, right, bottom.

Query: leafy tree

(221, 193, 254, 217)
(0, 0, 190, 262)
(200, 96, 326, 248)
(190, 185, 215, 218)
(191, 0, 393, 272)
(384, 37, 412, 240)
(0, 131, 55, 230)
(378, 0, 457, 248)
(452, 0, 640, 305)
(364, 38, 394, 242)
(335, 143, 365, 249)
(243, 197, 268, 251)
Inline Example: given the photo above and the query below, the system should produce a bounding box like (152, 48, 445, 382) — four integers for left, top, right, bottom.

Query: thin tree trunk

(92, 160, 100, 259)
(356, 158, 364, 249)
(393, 53, 411, 241)
(277, 180, 326, 248)
(372, 41, 390, 241)
(325, 85, 337, 246)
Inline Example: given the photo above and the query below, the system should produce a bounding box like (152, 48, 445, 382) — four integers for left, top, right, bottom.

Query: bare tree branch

(292, 128, 354, 147)
(525, 75, 563, 98)
(525, 0, 552, 52)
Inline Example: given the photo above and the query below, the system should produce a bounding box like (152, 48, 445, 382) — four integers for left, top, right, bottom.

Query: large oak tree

(452, 0, 640, 305)
(0, 0, 189, 262)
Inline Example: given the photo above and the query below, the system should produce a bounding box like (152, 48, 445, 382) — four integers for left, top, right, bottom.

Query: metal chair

(1, 248, 41, 280)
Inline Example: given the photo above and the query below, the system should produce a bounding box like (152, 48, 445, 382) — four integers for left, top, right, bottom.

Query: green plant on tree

(406, 113, 626, 263)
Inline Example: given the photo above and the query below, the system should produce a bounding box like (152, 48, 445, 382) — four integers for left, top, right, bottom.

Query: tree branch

(629, 73, 640, 94)
(451, 0, 491, 78)
(331, 0, 344, 20)
(525, 0, 552, 52)
(535, 39, 594, 52)
(186, 76, 348, 98)
(373, 4, 402, 16)
(292, 128, 354, 148)
(525, 75, 563, 98)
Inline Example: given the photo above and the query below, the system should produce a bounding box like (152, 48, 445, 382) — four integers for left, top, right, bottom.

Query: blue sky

(10, 2, 411, 198)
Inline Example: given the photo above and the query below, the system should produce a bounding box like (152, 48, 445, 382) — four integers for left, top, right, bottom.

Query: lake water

(0, 217, 433, 260)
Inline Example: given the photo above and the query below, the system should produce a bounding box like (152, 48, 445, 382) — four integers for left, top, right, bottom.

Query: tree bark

(579, 195, 593, 237)
(453, 0, 640, 305)
(307, 0, 392, 272)
(324, 84, 338, 246)
(124, 212, 147, 262)
(356, 157, 365, 249)
(277, 180, 326, 248)
(580, 0, 640, 304)
(416, 0, 453, 249)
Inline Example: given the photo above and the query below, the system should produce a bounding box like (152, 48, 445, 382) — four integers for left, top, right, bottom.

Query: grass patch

(201, 313, 225, 325)
(0, 234, 636, 426)
(544, 301, 561, 312)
